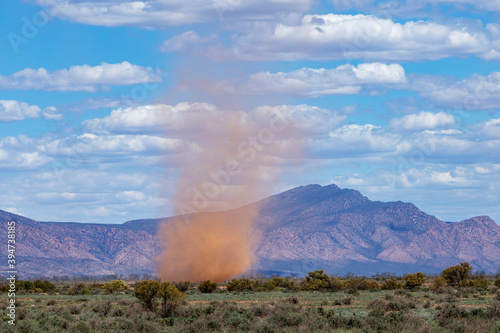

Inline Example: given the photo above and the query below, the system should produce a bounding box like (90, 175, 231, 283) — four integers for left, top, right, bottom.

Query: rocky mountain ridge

(1, 184, 499, 277)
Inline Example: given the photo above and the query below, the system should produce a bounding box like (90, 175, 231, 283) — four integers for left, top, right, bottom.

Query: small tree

(157, 282, 186, 317)
(198, 280, 218, 293)
(441, 262, 472, 287)
(301, 270, 331, 291)
(404, 272, 426, 289)
(134, 280, 160, 311)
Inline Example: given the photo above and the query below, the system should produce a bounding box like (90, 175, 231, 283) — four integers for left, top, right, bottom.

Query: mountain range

(1, 184, 499, 278)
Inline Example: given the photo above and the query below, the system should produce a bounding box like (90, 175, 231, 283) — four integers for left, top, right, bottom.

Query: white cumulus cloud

(207, 63, 406, 97)
(0, 100, 41, 122)
(389, 111, 456, 132)
(199, 14, 498, 62)
(0, 61, 162, 92)
(39, 134, 189, 159)
(83, 102, 346, 139)
(331, 0, 500, 14)
(317, 124, 401, 157)
(414, 72, 500, 110)
(160, 31, 217, 53)
(37, 0, 313, 28)
(474, 118, 500, 139)
(41, 106, 63, 120)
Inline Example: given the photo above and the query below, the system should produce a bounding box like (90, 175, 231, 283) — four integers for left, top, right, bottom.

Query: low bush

(257, 281, 277, 292)
(381, 279, 403, 290)
(173, 281, 190, 293)
(92, 300, 112, 316)
(404, 272, 426, 289)
(198, 280, 218, 293)
(227, 278, 255, 292)
(102, 280, 130, 294)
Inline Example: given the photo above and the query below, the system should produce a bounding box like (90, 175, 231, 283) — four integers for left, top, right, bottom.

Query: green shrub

(0, 282, 9, 293)
(328, 276, 344, 291)
(15, 280, 34, 291)
(69, 305, 81, 314)
(103, 280, 130, 293)
(227, 278, 255, 292)
(472, 275, 490, 288)
(134, 280, 160, 311)
(173, 281, 190, 293)
(111, 307, 124, 317)
(71, 321, 92, 333)
(301, 270, 341, 291)
(271, 277, 295, 290)
(271, 312, 303, 327)
(441, 262, 473, 287)
(158, 281, 186, 317)
(92, 300, 112, 316)
(341, 297, 352, 305)
(42, 280, 57, 292)
(198, 280, 218, 293)
(381, 278, 403, 290)
(404, 272, 426, 289)
(71, 282, 90, 295)
(346, 277, 380, 290)
(430, 276, 447, 290)
(207, 319, 222, 330)
(257, 281, 277, 292)
(434, 303, 468, 326)
(301, 270, 329, 291)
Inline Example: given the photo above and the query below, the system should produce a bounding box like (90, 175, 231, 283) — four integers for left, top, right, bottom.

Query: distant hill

(1, 184, 499, 278)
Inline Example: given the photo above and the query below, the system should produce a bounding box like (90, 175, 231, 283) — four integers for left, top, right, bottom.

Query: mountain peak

(1, 184, 499, 277)
(457, 215, 499, 229)
(263, 183, 368, 209)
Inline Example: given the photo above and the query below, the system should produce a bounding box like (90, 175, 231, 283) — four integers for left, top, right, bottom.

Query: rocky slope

(251, 185, 500, 275)
(1, 184, 499, 277)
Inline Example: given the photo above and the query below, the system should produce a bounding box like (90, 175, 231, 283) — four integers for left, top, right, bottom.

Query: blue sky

(1, 0, 500, 224)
